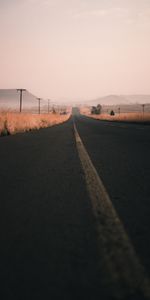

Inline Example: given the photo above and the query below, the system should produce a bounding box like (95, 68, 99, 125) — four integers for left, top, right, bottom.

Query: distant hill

(0, 89, 51, 112)
(0, 89, 68, 113)
(0, 89, 38, 110)
(88, 95, 150, 106)
(1, 90, 150, 112)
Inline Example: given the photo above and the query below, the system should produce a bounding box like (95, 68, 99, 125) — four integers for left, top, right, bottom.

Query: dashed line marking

(74, 121, 150, 299)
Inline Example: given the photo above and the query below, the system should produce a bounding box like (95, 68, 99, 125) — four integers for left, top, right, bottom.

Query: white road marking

(74, 121, 150, 299)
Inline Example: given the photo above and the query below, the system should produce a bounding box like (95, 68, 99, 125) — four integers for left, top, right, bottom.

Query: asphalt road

(75, 113, 150, 277)
(0, 112, 150, 299)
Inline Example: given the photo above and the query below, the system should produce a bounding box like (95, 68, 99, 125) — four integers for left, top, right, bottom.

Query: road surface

(0, 110, 150, 299)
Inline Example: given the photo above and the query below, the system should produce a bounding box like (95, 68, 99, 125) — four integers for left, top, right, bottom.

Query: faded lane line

(73, 121, 150, 299)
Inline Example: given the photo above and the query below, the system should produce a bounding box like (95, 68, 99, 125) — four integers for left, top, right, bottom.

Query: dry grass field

(80, 107, 150, 123)
(0, 111, 71, 136)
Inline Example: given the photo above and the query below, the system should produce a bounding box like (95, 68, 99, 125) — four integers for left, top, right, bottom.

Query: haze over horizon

(0, 0, 150, 102)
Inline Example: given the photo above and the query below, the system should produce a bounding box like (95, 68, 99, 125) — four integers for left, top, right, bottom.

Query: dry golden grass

(80, 107, 150, 123)
(0, 111, 71, 136)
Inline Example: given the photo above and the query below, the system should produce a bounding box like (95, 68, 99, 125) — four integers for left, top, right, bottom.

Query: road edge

(73, 120, 150, 299)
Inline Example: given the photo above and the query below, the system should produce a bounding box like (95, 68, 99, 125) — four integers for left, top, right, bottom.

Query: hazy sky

(0, 0, 150, 101)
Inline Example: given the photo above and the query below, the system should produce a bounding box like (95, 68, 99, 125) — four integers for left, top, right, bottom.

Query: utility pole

(37, 98, 41, 114)
(17, 89, 26, 113)
(48, 99, 50, 113)
(142, 104, 145, 116)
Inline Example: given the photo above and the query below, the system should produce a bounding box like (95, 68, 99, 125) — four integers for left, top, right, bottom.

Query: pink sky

(0, 0, 150, 102)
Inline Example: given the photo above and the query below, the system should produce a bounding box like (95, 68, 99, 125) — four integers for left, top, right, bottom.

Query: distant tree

(110, 110, 115, 116)
(96, 104, 102, 114)
(91, 106, 97, 114)
(91, 104, 102, 114)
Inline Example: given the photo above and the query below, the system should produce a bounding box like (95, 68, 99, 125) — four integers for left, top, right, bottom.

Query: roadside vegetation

(81, 107, 150, 123)
(91, 104, 102, 114)
(0, 110, 70, 136)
